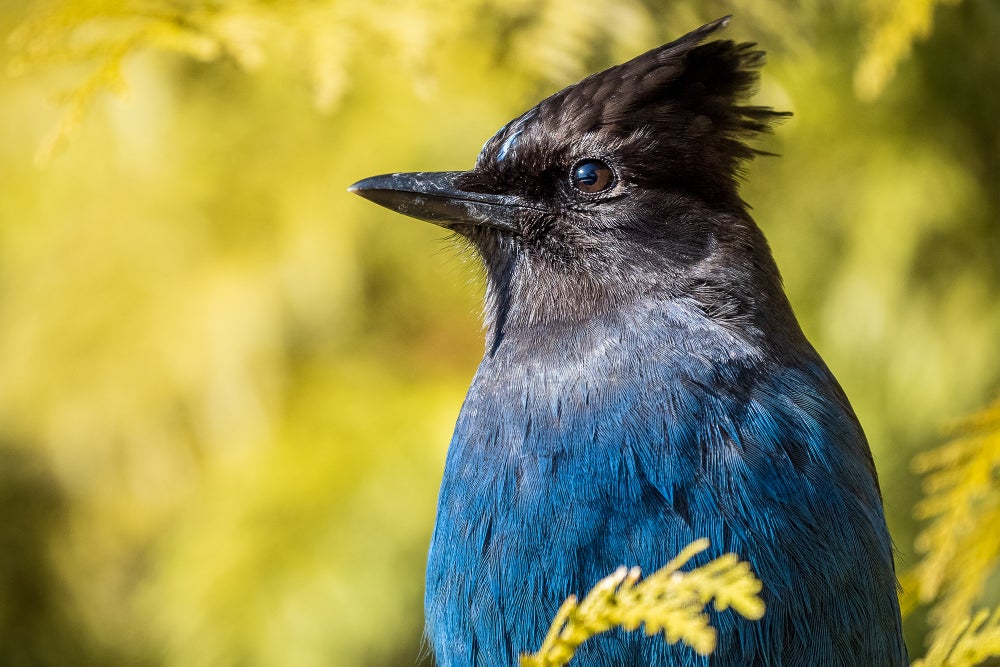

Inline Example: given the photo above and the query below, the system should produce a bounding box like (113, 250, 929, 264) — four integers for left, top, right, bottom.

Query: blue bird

(350, 16, 908, 667)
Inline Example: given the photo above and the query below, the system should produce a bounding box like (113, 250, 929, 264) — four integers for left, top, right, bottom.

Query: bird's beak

(348, 171, 526, 233)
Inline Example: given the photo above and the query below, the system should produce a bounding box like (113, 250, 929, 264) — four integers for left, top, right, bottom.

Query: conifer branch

(912, 606, 1000, 667)
(521, 539, 765, 667)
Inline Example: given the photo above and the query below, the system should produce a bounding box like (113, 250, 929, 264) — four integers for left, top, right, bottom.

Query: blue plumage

(350, 15, 908, 667)
(426, 302, 905, 665)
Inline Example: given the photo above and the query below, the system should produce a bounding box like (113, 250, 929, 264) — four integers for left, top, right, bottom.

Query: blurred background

(0, 0, 997, 665)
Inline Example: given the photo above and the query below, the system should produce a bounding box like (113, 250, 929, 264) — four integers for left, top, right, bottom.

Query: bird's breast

(424, 303, 903, 665)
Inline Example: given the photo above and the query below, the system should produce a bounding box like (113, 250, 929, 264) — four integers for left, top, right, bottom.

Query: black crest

(479, 16, 790, 203)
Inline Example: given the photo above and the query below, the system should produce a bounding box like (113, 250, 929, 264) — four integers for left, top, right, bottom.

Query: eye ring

(570, 159, 615, 194)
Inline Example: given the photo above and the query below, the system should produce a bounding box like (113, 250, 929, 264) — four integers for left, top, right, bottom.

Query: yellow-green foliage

(914, 607, 1000, 667)
(9, 0, 448, 162)
(854, 0, 964, 99)
(912, 401, 1000, 622)
(521, 539, 765, 667)
(903, 398, 1000, 665)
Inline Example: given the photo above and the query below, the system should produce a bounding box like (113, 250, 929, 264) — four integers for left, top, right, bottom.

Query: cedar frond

(912, 606, 1000, 667)
(910, 398, 1000, 632)
(520, 539, 765, 667)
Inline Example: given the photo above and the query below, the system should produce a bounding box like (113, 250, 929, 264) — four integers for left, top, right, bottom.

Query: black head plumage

(476, 16, 789, 208)
(351, 16, 793, 337)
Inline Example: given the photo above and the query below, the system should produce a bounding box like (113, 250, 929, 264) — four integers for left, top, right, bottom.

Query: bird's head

(351, 16, 792, 341)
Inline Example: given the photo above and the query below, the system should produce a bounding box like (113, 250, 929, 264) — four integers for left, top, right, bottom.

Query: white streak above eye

(496, 130, 522, 162)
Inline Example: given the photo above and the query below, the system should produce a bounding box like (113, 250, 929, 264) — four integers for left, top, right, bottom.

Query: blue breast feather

(425, 301, 907, 666)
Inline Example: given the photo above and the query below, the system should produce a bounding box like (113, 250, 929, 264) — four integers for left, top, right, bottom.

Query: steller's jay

(350, 16, 908, 666)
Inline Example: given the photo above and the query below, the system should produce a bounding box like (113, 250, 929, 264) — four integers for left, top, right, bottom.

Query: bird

(349, 15, 908, 667)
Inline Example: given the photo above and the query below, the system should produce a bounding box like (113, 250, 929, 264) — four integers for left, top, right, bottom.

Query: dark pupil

(572, 160, 612, 193)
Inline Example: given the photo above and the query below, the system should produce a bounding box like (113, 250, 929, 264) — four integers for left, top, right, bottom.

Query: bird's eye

(570, 160, 615, 194)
